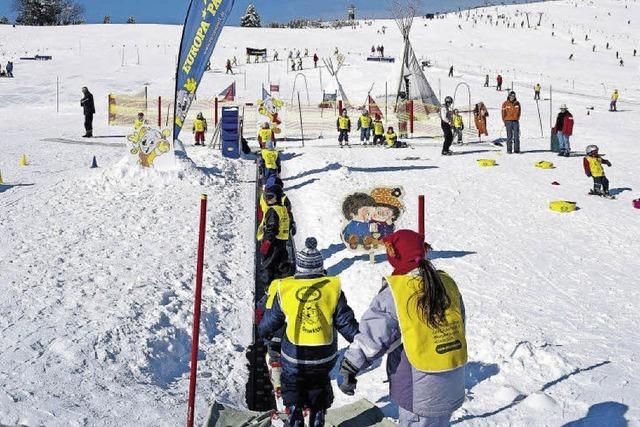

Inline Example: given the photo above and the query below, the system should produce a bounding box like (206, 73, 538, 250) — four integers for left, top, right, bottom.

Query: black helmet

(444, 96, 453, 105)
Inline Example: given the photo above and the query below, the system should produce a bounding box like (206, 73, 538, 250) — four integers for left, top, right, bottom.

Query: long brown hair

(409, 259, 451, 329)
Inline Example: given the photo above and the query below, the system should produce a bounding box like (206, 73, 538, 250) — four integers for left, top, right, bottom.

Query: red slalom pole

(186, 194, 208, 427)
(418, 195, 425, 237)
(158, 96, 162, 128)
(214, 97, 219, 126)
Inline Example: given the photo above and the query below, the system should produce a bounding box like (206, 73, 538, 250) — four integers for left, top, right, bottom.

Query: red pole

(186, 194, 208, 427)
(409, 100, 414, 135)
(214, 97, 219, 126)
(338, 99, 343, 114)
(418, 195, 425, 237)
(158, 96, 162, 128)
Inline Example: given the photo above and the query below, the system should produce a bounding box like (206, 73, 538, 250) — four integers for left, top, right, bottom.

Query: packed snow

(1, 0, 639, 425)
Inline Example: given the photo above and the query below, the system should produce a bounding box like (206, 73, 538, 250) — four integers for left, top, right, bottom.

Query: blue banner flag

(174, 0, 235, 141)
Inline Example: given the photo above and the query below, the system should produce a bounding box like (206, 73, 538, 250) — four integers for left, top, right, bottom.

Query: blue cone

(90, 156, 98, 168)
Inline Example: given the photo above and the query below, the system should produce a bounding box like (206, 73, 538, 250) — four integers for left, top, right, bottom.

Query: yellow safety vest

(277, 276, 341, 346)
(373, 120, 384, 135)
(256, 204, 290, 241)
(338, 116, 350, 130)
(535, 84, 541, 91)
(359, 115, 372, 128)
(261, 149, 279, 170)
(260, 194, 288, 217)
(134, 118, 144, 130)
(586, 156, 605, 177)
(258, 128, 273, 142)
(385, 132, 396, 146)
(452, 115, 463, 129)
(387, 272, 467, 373)
(193, 118, 206, 132)
(612, 92, 619, 101)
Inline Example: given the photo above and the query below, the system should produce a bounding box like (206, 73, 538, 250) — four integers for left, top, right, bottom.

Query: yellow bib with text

(261, 149, 279, 170)
(256, 205, 290, 241)
(586, 156, 605, 177)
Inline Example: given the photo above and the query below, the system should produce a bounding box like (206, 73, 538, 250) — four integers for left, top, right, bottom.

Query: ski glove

(290, 222, 297, 236)
(338, 358, 359, 396)
(260, 240, 271, 255)
(603, 160, 612, 167)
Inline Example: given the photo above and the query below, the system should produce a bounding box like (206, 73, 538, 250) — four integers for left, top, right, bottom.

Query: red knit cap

(382, 229, 426, 275)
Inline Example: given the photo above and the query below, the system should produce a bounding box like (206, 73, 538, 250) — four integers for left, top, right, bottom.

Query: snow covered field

(1, 0, 639, 425)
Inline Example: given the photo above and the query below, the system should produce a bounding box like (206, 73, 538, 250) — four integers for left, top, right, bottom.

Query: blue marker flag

(174, 0, 235, 141)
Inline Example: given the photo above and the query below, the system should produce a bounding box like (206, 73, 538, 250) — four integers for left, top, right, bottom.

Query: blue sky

(0, 1, 523, 24)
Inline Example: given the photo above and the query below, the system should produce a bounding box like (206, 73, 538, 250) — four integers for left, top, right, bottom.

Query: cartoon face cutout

(372, 206, 395, 224)
(128, 126, 172, 167)
(353, 206, 374, 222)
(298, 304, 320, 329)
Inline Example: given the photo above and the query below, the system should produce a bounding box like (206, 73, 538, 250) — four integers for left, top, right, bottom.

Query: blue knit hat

(296, 237, 324, 275)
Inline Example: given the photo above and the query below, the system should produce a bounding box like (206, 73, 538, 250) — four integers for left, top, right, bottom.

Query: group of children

(337, 109, 408, 148)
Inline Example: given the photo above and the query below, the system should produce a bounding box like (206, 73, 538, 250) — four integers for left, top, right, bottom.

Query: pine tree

(126, 16, 136, 24)
(0, 16, 10, 25)
(12, 0, 83, 26)
(240, 4, 261, 27)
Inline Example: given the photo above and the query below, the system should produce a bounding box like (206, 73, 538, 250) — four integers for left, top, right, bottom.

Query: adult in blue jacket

(259, 237, 359, 427)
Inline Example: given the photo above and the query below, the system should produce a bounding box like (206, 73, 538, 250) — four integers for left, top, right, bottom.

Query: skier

(552, 104, 574, 157)
(192, 112, 208, 146)
(634, 49, 637, 57)
(304, 48, 308, 57)
(5, 61, 13, 78)
(232, 55, 237, 66)
(134, 112, 146, 131)
(290, 58, 296, 72)
(80, 86, 95, 138)
(259, 140, 281, 185)
(273, 50, 279, 61)
(259, 237, 359, 427)
(448, 65, 454, 77)
(338, 229, 467, 426)
(496, 74, 503, 91)
(569, 53, 574, 60)
(452, 109, 464, 144)
(610, 90, 619, 111)
(380, 45, 384, 57)
(619, 59, 624, 67)
(534, 83, 541, 100)
(257, 184, 291, 287)
(616, 51, 619, 59)
(258, 121, 276, 149)
(296, 57, 303, 71)
(337, 109, 351, 148)
(372, 114, 385, 146)
(473, 102, 489, 138)
(257, 177, 295, 235)
(357, 110, 372, 145)
(225, 59, 233, 74)
(484, 74, 489, 87)
(501, 91, 521, 154)
(583, 145, 613, 198)
(440, 96, 454, 155)
(313, 53, 319, 68)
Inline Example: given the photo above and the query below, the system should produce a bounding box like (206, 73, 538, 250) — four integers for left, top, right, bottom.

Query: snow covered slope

(1, 0, 639, 425)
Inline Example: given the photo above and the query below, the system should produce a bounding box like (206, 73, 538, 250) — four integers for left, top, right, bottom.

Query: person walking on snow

(372, 114, 385, 146)
(296, 57, 303, 71)
(192, 112, 208, 146)
(80, 86, 95, 138)
(534, 83, 541, 100)
(259, 237, 359, 427)
(553, 104, 574, 157)
(484, 74, 489, 87)
(584, 145, 613, 198)
(6, 61, 13, 78)
(338, 229, 467, 426)
(337, 109, 351, 148)
(610, 90, 619, 111)
(502, 91, 521, 153)
(496, 74, 503, 91)
(313, 53, 319, 68)
(259, 140, 281, 185)
(257, 184, 291, 287)
(358, 110, 372, 145)
(448, 65, 454, 77)
(225, 59, 233, 74)
(440, 96, 455, 155)
(452, 109, 464, 144)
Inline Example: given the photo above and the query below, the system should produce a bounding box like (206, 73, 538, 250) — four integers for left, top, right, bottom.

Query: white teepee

(391, 0, 440, 113)
(322, 57, 351, 109)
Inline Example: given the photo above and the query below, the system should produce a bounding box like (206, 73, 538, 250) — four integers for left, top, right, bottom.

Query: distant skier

(583, 145, 613, 198)
(296, 57, 303, 71)
(80, 86, 95, 138)
(452, 109, 464, 144)
(619, 59, 624, 67)
(232, 56, 237, 66)
(440, 96, 454, 155)
(5, 61, 13, 78)
(313, 53, 318, 68)
(304, 48, 308, 57)
(372, 114, 385, 146)
(534, 83, 541, 100)
(552, 104, 573, 157)
(501, 91, 521, 153)
(337, 109, 351, 148)
(496, 74, 503, 91)
(448, 65, 454, 77)
(616, 51, 619, 59)
(610, 90, 619, 111)
(634, 49, 637, 57)
(225, 59, 233, 74)
(192, 112, 208, 146)
(290, 58, 296, 71)
(380, 45, 384, 57)
(357, 110, 372, 145)
(484, 74, 489, 87)
(569, 53, 574, 60)
(259, 237, 359, 427)
(273, 50, 279, 61)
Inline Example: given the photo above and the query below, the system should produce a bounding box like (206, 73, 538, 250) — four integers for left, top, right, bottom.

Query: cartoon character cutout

(128, 126, 172, 168)
(341, 187, 404, 251)
(257, 95, 284, 134)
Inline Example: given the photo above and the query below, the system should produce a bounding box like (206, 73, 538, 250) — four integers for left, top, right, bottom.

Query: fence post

(186, 194, 208, 427)
(418, 195, 425, 237)
(409, 100, 414, 136)
(214, 97, 219, 127)
(144, 86, 148, 111)
(158, 96, 162, 127)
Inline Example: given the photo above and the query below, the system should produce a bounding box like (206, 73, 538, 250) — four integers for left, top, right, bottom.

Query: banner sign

(174, 0, 235, 141)
(246, 47, 267, 56)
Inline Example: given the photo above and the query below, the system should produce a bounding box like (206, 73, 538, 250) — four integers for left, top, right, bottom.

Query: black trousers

(84, 113, 93, 134)
(441, 121, 453, 153)
(593, 176, 609, 193)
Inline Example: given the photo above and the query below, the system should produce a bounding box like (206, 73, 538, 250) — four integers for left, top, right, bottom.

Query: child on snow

(357, 110, 372, 145)
(583, 145, 613, 198)
(452, 109, 464, 144)
(192, 112, 207, 146)
(336, 109, 351, 147)
(259, 141, 281, 185)
(372, 114, 385, 146)
(384, 127, 408, 148)
(134, 112, 146, 131)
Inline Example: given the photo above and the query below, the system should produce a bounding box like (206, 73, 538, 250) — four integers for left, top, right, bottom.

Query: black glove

(338, 358, 359, 396)
(290, 222, 297, 236)
(604, 160, 612, 166)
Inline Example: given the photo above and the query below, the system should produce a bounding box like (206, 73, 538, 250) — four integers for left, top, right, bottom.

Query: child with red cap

(338, 229, 467, 425)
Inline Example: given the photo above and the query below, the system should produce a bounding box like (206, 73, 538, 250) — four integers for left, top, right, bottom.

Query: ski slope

(1, 0, 639, 425)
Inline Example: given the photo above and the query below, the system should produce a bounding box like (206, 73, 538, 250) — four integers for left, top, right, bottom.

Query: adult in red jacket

(553, 104, 574, 157)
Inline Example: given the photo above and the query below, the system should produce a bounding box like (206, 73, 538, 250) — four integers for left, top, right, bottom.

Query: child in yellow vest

(134, 112, 146, 131)
(372, 114, 385, 146)
(583, 145, 614, 198)
(336, 109, 351, 148)
(452, 109, 464, 144)
(385, 126, 397, 148)
(192, 112, 208, 146)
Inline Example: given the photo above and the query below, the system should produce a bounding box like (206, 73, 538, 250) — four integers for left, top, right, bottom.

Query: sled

(549, 200, 577, 212)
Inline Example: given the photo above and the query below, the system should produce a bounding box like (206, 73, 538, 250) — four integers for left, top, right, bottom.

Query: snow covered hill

(1, 0, 639, 425)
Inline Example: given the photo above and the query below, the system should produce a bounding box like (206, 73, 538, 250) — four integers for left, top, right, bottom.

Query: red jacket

(555, 111, 574, 136)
